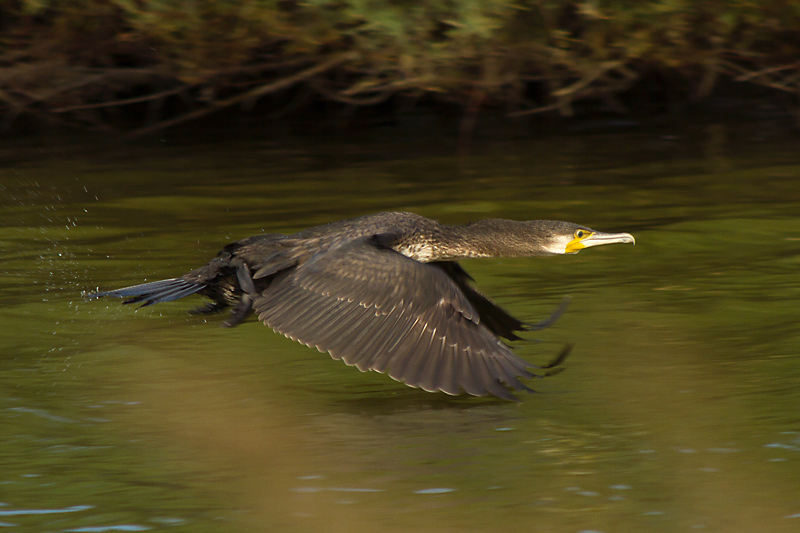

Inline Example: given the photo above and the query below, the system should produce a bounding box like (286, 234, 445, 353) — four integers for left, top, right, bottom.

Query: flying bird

(89, 211, 634, 400)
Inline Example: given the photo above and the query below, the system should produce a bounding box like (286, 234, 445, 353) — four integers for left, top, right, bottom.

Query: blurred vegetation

(2, 0, 800, 134)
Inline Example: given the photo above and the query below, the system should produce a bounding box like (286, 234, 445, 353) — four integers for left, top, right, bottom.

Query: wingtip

(523, 296, 571, 332)
(539, 343, 572, 371)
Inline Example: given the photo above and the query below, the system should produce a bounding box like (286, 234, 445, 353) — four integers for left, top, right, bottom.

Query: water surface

(2, 121, 799, 532)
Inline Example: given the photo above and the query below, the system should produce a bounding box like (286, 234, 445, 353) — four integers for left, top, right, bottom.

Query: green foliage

(1, 0, 800, 127)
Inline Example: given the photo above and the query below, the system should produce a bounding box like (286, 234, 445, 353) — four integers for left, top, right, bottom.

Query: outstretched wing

(252, 235, 538, 400)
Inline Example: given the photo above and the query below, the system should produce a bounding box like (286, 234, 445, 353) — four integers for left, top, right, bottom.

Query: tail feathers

(88, 278, 204, 307)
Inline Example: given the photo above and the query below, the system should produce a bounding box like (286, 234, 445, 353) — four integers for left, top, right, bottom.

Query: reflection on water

(1, 121, 800, 532)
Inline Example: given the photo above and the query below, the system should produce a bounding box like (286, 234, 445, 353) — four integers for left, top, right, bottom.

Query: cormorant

(88, 212, 634, 400)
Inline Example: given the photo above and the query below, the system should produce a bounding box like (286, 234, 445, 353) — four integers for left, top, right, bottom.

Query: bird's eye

(575, 230, 586, 239)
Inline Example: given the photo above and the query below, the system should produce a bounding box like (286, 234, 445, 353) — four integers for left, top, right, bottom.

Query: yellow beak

(565, 231, 635, 254)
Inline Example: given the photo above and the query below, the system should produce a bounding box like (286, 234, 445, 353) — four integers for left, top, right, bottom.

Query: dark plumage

(88, 211, 634, 400)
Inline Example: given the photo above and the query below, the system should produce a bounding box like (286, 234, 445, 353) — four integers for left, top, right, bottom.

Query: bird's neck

(452, 219, 559, 258)
(394, 219, 557, 262)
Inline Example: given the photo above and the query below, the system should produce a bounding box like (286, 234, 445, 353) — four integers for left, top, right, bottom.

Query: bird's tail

(86, 278, 204, 307)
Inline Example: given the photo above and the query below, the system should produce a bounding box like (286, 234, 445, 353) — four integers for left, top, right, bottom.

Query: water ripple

(64, 527, 150, 532)
(414, 488, 456, 495)
(0, 505, 92, 516)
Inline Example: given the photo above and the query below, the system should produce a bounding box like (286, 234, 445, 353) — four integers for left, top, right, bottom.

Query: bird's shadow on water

(317, 385, 530, 417)
(309, 387, 552, 441)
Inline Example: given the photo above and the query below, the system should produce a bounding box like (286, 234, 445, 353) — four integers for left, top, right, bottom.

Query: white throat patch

(540, 235, 571, 255)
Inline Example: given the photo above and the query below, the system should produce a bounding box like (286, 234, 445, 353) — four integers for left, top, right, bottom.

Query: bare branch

(53, 87, 185, 112)
(126, 52, 358, 138)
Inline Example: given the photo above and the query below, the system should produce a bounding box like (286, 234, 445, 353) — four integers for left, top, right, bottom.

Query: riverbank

(3, 1, 800, 136)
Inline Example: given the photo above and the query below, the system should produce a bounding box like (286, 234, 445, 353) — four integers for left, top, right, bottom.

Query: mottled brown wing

(252, 236, 536, 399)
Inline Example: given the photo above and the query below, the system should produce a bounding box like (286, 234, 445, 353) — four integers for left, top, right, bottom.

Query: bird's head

(537, 221, 635, 255)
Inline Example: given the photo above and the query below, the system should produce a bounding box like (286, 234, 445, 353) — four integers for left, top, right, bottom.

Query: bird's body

(89, 211, 634, 400)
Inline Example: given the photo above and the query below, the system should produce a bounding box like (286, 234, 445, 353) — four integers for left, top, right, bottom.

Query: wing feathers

(434, 345, 459, 396)
(252, 237, 556, 399)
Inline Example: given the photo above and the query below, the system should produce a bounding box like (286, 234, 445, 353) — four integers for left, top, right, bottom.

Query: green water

(2, 122, 799, 532)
